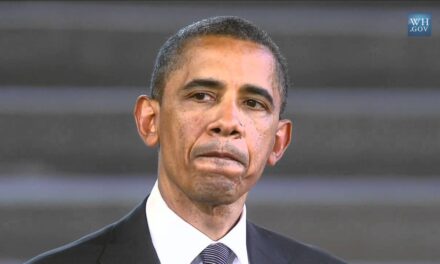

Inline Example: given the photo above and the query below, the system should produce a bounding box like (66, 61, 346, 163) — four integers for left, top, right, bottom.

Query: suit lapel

(100, 199, 289, 264)
(100, 197, 160, 264)
(246, 221, 285, 264)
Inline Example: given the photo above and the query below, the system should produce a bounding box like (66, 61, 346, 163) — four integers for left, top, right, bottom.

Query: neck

(158, 176, 246, 241)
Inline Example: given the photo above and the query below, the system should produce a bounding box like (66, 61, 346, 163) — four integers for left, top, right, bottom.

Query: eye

(191, 92, 215, 102)
(244, 99, 266, 110)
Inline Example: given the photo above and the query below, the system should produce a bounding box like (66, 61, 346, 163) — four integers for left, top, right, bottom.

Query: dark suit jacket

(25, 198, 346, 264)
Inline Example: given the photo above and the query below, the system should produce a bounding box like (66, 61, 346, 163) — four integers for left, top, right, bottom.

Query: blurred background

(1, 1, 439, 263)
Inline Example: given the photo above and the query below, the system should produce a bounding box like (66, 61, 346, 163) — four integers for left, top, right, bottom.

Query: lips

(191, 142, 249, 167)
(199, 151, 242, 163)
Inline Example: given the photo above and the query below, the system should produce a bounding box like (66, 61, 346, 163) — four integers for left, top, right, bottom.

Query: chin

(191, 176, 242, 205)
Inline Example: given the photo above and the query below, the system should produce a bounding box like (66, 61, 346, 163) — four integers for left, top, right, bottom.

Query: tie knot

(200, 243, 233, 264)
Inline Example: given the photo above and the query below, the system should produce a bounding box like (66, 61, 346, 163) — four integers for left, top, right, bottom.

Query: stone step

(0, 2, 439, 88)
(1, 87, 440, 176)
(2, 177, 439, 263)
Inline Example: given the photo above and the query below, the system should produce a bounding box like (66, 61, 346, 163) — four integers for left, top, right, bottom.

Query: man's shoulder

(24, 223, 115, 264)
(24, 199, 155, 264)
(247, 221, 347, 264)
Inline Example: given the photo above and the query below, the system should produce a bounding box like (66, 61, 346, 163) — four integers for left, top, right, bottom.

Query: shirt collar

(146, 181, 248, 264)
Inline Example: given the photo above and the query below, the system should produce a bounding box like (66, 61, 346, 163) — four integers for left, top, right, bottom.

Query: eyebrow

(182, 78, 225, 91)
(242, 85, 274, 109)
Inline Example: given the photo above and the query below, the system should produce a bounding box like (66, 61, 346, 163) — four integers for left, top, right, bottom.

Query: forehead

(176, 36, 280, 99)
(181, 35, 274, 65)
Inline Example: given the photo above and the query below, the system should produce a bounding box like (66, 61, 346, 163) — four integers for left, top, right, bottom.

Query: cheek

(246, 120, 276, 169)
(169, 111, 206, 151)
(181, 112, 205, 136)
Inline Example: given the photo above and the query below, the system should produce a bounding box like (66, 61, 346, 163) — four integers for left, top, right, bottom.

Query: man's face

(144, 36, 291, 206)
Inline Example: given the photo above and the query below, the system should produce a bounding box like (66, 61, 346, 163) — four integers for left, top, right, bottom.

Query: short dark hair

(149, 16, 289, 114)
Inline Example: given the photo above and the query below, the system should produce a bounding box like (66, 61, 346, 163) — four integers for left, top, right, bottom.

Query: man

(26, 16, 346, 264)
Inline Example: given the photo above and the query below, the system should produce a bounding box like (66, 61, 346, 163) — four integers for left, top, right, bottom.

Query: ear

(133, 95, 160, 147)
(267, 119, 292, 166)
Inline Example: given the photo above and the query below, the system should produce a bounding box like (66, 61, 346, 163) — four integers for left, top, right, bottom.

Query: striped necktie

(200, 243, 233, 264)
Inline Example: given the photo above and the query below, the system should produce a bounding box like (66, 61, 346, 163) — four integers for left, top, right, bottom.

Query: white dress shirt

(146, 181, 249, 264)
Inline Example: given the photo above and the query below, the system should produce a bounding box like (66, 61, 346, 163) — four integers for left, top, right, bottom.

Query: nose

(207, 99, 245, 139)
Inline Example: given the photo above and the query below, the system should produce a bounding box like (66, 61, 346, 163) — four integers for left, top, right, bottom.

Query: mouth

(198, 151, 243, 164)
(191, 142, 249, 167)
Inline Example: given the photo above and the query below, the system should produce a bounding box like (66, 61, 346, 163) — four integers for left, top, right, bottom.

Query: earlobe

(133, 95, 160, 147)
(267, 119, 292, 166)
